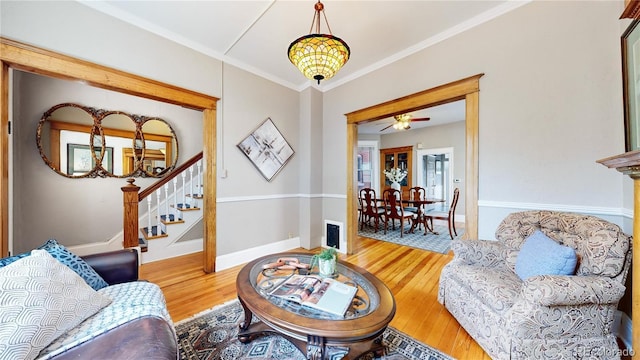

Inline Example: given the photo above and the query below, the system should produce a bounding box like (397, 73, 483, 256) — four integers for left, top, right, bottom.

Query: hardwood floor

(140, 236, 490, 359)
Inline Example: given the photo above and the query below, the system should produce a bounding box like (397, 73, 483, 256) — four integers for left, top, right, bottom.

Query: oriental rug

(358, 222, 462, 254)
(175, 299, 454, 360)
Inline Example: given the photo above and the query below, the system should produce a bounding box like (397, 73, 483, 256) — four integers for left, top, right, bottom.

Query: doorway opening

(416, 147, 454, 212)
(357, 140, 379, 193)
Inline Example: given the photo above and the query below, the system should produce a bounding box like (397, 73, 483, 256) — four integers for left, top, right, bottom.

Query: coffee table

(236, 252, 396, 360)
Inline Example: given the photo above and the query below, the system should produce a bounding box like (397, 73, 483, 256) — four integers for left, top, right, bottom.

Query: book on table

(269, 274, 357, 317)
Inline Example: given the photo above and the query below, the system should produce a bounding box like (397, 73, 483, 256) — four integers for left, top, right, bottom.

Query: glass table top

(248, 253, 380, 320)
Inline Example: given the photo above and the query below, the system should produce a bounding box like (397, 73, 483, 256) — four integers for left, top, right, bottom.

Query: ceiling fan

(379, 113, 430, 132)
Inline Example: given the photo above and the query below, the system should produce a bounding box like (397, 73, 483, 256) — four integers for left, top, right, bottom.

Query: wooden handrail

(122, 151, 204, 249)
(138, 152, 203, 201)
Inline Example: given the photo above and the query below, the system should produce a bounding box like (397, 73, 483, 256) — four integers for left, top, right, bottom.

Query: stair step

(140, 226, 169, 241)
(171, 203, 201, 211)
(160, 214, 185, 225)
(139, 238, 148, 252)
(161, 218, 185, 225)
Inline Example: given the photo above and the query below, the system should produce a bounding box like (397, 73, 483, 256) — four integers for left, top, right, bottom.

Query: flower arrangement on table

(384, 167, 407, 184)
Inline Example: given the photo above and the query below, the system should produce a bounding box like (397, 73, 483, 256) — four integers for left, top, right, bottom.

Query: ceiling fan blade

(411, 117, 430, 122)
(380, 123, 394, 131)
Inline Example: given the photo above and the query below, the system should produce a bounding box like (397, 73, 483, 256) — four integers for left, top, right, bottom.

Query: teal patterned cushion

(0, 239, 109, 290)
(515, 230, 577, 281)
(0, 250, 30, 268)
(38, 239, 109, 290)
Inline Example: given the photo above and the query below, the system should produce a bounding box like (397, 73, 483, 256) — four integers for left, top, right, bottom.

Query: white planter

(318, 258, 336, 277)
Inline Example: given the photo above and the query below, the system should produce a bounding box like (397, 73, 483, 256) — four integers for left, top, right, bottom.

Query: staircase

(122, 152, 204, 263)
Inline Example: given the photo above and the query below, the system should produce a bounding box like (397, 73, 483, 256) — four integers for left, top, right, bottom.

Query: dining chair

(359, 188, 385, 232)
(404, 186, 426, 230)
(382, 188, 417, 238)
(424, 188, 460, 239)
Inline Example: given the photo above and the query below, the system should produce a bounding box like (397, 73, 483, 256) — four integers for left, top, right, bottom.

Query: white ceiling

(81, 0, 525, 91)
(79, 1, 526, 133)
(358, 100, 465, 135)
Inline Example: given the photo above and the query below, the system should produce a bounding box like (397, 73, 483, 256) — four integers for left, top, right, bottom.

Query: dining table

(400, 198, 445, 235)
(363, 196, 445, 235)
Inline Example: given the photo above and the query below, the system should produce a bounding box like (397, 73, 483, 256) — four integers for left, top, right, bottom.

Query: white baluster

(197, 160, 202, 197)
(181, 172, 187, 209)
(173, 178, 180, 220)
(156, 189, 162, 234)
(189, 166, 195, 207)
(164, 183, 170, 222)
(146, 197, 152, 237)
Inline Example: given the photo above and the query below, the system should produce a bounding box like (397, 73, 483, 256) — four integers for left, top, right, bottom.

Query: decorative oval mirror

(37, 103, 179, 178)
(37, 103, 98, 178)
(99, 111, 138, 178)
(140, 118, 178, 177)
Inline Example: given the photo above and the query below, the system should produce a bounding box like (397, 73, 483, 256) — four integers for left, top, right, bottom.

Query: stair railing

(121, 152, 203, 249)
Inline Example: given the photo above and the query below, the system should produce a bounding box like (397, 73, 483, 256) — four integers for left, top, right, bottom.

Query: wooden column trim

(346, 123, 358, 254)
(122, 179, 141, 249)
(345, 73, 483, 254)
(1, 37, 219, 273)
(203, 108, 216, 273)
(597, 151, 639, 358)
(0, 63, 7, 257)
(463, 91, 479, 240)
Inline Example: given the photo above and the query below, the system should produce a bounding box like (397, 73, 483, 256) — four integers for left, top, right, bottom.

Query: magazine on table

(269, 274, 357, 317)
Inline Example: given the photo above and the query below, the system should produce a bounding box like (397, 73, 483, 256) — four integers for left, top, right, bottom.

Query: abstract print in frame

(237, 117, 294, 181)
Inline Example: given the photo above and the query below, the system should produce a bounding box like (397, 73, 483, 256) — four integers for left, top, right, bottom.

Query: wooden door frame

(345, 74, 483, 253)
(0, 37, 219, 272)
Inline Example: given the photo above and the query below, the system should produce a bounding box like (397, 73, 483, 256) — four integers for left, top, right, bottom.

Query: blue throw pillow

(0, 250, 30, 268)
(38, 239, 109, 290)
(0, 239, 109, 290)
(515, 230, 577, 281)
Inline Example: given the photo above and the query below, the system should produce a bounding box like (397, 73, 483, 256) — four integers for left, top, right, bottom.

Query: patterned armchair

(438, 210, 632, 359)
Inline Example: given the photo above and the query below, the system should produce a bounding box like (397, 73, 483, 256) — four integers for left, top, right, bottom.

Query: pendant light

(287, 1, 350, 84)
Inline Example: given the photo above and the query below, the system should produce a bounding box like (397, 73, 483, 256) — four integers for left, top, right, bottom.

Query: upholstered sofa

(0, 241, 177, 360)
(438, 210, 632, 359)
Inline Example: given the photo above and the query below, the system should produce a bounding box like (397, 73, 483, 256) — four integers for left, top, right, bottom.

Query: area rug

(176, 299, 454, 360)
(358, 222, 462, 254)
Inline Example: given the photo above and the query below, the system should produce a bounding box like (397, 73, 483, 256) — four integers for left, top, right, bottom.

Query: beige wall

(2, 1, 306, 256)
(324, 1, 632, 239)
(1, 0, 633, 256)
(13, 72, 202, 252)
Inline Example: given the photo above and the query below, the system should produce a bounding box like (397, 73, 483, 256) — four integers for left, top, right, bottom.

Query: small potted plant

(311, 246, 338, 277)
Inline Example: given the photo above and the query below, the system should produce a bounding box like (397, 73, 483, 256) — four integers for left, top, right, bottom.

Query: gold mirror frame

(345, 74, 483, 254)
(36, 103, 179, 178)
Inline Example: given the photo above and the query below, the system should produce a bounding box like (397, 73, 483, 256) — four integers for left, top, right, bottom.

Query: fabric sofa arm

(451, 239, 507, 267)
(520, 275, 626, 306)
(82, 249, 139, 285)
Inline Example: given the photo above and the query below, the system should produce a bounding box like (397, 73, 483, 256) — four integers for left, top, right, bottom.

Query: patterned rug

(176, 299, 454, 360)
(358, 221, 462, 254)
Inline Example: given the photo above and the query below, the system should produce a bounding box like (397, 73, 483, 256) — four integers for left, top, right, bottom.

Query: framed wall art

(237, 117, 294, 181)
(623, 20, 640, 152)
(67, 143, 113, 175)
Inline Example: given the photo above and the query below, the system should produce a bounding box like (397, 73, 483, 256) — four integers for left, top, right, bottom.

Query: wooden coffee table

(236, 252, 396, 360)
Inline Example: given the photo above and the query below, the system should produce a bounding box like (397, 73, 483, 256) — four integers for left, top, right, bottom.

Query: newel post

(122, 178, 140, 249)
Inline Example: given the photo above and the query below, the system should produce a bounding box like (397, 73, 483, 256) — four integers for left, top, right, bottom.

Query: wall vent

(324, 220, 344, 253)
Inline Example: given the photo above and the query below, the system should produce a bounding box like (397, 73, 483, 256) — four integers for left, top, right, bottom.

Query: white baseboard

(67, 237, 123, 257)
(140, 238, 203, 264)
(216, 237, 301, 271)
(613, 310, 633, 350)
